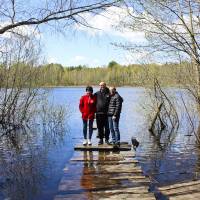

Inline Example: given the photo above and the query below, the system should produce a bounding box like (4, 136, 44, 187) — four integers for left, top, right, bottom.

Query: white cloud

(74, 55, 86, 62)
(90, 58, 100, 66)
(75, 6, 147, 43)
(47, 57, 57, 63)
(67, 55, 87, 65)
(66, 56, 102, 67)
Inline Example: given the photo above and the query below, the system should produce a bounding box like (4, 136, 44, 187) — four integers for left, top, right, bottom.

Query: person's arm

(79, 96, 84, 113)
(93, 95, 97, 113)
(114, 95, 122, 117)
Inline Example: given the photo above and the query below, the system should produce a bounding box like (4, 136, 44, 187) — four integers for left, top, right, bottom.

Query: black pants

(96, 114, 110, 141)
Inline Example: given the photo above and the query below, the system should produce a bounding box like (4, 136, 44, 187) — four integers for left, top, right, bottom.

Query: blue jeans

(83, 119, 93, 139)
(108, 116, 120, 144)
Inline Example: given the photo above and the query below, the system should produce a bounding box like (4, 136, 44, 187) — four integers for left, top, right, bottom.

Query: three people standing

(79, 83, 123, 146)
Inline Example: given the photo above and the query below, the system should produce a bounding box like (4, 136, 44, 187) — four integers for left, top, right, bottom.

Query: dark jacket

(107, 92, 123, 117)
(95, 87, 110, 114)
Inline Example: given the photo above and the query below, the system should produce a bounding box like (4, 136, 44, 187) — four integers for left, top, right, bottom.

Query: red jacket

(79, 94, 96, 120)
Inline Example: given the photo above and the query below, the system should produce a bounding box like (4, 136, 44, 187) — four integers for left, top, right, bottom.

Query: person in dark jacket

(95, 82, 110, 145)
(79, 86, 96, 145)
(107, 87, 123, 145)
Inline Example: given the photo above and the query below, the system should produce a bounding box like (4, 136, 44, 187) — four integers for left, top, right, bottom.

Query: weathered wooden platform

(74, 143, 131, 151)
(157, 180, 200, 200)
(54, 148, 156, 200)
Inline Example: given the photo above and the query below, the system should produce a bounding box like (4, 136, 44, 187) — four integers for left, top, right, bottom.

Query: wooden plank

(74, 144, 131, 151)
(98, 164, 142, 170)
(158, 180, 200, 191)
(159, 185, 200, 196)
(96, 160, 139, 164)
(76, 143, 131, 146)
(94, 186, 150, 194)
(55, 193, 155, 200)
(81, 168, 143, 174)
(70, 157, 123, 161)
(96, 193, 155, 200)
(169, 193, 200, 200)
(110, 177, 150, 182)
(70, 154, 125, 162)
(158, 180, 200, 200)
(70, 160, 139, 164)
(110, 175, 147, 179)
(120, 151, 135, 158)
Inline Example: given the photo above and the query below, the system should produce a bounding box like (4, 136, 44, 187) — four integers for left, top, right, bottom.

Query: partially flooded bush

(142, 79, 179, 149)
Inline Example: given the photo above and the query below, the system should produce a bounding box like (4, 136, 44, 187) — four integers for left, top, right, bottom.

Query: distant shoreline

(39, 85, 183, 89)
(40, 85, 144, 88)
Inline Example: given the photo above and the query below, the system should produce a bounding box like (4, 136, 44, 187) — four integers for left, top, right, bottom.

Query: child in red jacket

(79, 86, 96, 145)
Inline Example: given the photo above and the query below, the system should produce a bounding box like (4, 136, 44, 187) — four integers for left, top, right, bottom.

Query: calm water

(0, 87, 199, 200)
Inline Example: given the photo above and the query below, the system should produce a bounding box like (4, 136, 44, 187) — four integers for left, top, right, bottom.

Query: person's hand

(112, 116, 116, 120)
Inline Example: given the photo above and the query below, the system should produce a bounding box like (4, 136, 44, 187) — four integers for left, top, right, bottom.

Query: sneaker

(83, 139, 87, 146)
(98, 139, 103, 145)
(110, 141, 115, 145)
(113, 144, 120, 150)
(116, 142, 120, 146)
(105, 140, 111, 145)
(88, 139, 92, 145)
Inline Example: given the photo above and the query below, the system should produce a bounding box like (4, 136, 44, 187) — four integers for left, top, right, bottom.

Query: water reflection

(1, 87, 200, 199)
(80, 151, 95, 200)
(58, 149, 150, 200)
(0, 112, 69, 200)
(0, 138, 46, 200)
(138, 136, 200, 188)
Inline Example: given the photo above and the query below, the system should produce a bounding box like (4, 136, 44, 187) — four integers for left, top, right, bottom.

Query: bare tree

(0, 0, 121, 35)
(0, 33, 42, 131)
(120, 0, 200, 103)
(148, 78, 179, 134)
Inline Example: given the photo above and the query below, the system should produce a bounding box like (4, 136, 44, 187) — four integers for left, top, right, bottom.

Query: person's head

(99, 82, 106, 91)
(109, 86, 116, 95)
(86, 86, 93, 95)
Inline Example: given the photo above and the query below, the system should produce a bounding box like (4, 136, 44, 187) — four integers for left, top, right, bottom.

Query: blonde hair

(99, 82, 106, 86)
(109, 86, 116, 91)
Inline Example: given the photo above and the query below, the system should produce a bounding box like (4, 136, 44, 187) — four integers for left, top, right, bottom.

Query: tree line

(0, 60, 195, 88)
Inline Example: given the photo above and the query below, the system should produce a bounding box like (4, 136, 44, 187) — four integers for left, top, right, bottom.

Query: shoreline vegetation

(2, 60, 194, 88)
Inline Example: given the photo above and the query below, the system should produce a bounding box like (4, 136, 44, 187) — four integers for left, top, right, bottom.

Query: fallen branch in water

(149, 102, 164, 133)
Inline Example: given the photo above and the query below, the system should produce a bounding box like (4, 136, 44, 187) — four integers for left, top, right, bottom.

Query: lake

(0, 87, 199, 200)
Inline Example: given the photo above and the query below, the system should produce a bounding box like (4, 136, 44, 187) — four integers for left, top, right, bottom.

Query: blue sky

(41, 6, 147, 67)
(1, 3, 178, 66)
(1, 5, 148, 67)
(42, 32, 131, 67)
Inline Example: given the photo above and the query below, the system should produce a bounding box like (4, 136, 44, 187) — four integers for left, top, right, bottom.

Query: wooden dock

(74, 143, 131, 151)
(54, 143, 156, 200)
